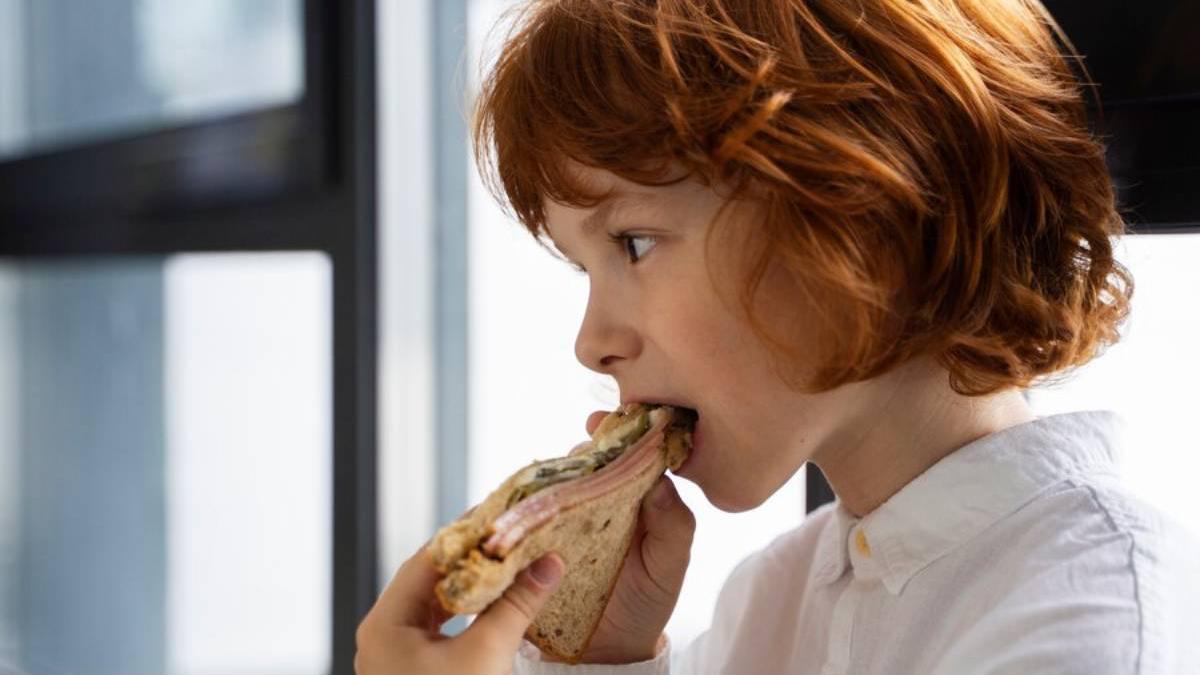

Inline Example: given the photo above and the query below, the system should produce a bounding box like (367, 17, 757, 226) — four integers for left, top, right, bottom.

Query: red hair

(472, 0, 1134, 396)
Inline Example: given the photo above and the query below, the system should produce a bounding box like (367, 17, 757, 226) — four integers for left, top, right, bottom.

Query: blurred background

(0, 1, 1196, 674)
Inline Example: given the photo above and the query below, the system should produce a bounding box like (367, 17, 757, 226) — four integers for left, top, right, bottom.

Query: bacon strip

(481, 412, 671, 557)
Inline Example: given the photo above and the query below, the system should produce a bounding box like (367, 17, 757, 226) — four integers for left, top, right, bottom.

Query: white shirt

(514, 410, 1200, 674)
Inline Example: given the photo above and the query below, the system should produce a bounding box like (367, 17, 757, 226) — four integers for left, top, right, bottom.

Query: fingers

(463, 553, 565, 655)
(370, 545, 446, 629)
(371, 505, 477, 628)
(638, 476, 695, 592)
(576, 410, 610, 455)
(585, 410, 608, 436)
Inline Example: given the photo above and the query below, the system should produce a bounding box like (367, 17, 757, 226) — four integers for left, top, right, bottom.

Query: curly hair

(472, 0, 1134, 396)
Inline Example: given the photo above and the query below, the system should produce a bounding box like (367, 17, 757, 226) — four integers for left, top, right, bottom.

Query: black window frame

(0, 0, 378, 671)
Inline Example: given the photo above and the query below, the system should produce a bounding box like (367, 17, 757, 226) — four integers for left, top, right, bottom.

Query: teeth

(626, 402, 699, 429)
(652, 405, 698, 431)
(643, 402, 696, 413)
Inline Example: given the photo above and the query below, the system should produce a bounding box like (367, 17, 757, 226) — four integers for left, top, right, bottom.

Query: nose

(574, 284, 641, 374)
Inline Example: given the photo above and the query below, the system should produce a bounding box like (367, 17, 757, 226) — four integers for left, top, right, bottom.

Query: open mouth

(644, 404, 697, 475)
(668, 405, 699, 428)
(642, 404, 700, 475)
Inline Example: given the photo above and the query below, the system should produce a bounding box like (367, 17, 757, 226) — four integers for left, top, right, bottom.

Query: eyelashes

(607, 232, 658, 264)
(561, 231, 659, 274)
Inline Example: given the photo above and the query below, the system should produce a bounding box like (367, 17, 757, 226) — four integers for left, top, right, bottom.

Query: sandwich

(427, 403, 696, 663)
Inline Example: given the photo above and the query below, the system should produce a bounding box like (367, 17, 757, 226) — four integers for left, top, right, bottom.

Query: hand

(355, 542, 565, 674)
(546, 410, 696, 664)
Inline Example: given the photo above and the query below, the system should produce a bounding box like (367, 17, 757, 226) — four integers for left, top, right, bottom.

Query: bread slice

(428, 407, 691, 663)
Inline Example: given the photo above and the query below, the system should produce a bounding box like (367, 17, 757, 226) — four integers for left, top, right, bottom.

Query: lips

(620, 396, 701, 473)
(620, 396, 697, 413)
(676, 417, 702, 476)
(620, 398, 699, 429)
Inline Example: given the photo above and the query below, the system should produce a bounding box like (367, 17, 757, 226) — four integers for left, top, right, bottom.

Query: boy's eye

(612, 233, 658, 264)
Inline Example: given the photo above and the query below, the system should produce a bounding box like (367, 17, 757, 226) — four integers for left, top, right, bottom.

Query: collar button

(855, 528, 872, 558)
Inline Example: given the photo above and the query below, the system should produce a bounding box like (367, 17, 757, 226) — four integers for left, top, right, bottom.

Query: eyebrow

(580, 196, 625, 234)
(555, 192, 655, 261)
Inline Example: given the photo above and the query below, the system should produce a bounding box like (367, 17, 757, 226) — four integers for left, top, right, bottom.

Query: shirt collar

(811, 410, 1124, 595)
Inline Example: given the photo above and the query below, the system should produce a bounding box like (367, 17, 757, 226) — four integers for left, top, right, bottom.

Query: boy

(356, 1, 1200, 673)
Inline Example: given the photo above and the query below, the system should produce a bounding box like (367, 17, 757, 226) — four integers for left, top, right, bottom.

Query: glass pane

(1028, 233, 1200, 539)
(0, 252, 331, 675)
(0, 0, 303, 160)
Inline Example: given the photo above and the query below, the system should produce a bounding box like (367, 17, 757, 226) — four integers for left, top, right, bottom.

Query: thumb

(585, 410, 608, 436)
(465, 553, 565, 654)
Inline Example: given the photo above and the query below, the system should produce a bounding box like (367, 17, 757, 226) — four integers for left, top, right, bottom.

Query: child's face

(543, 165, 855, 512)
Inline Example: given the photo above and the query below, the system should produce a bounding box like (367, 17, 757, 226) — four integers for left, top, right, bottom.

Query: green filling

(504, 408, 651, 510)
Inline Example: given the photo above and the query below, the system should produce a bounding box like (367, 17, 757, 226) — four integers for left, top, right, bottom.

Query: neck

(810, 358, 1037, 518)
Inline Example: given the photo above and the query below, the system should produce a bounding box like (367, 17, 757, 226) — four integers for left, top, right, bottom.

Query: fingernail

(652, 479, 674, 509)
(530, 555, 562, 586)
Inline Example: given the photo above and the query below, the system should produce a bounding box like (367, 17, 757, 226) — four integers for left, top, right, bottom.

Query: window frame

(0, 0, 378, 670)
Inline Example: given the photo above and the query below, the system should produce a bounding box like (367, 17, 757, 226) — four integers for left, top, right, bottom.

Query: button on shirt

(514, 410, 1200, 674)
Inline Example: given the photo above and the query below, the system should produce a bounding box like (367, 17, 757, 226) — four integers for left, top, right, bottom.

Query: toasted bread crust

(523, 504, 639, 663)
(430, 434, 670, 614)
(434, 440, 667, 661)
(428, 407, 693, 662)
(428, 404, 657, 576)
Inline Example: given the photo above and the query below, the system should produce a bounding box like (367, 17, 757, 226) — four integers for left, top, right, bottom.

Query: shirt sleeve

(928, 561, 1143, 674)
(932, 486, 1200, 675)
(512, 634, 673, 675)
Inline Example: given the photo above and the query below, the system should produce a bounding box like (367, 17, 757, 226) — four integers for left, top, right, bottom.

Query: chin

(690, 478, 770, 514)
(679, 430, 773, 512)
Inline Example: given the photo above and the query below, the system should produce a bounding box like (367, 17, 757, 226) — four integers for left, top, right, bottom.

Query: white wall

(1028, 233, 1200, 537)
(376, 0, 438, 582)
(164, 253, 331, 675)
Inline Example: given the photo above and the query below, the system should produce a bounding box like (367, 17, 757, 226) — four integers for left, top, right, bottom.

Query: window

(0, 254, 331, 675)
(0, 1, 379, 672)
(0, 0, 302, 161)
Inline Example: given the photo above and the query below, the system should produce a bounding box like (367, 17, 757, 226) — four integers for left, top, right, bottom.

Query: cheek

(647, 253, 798, 401)
(653, 292, 761, 373)
(743, 263, 833, 387)
(663, 308, 789, 455)
(704, 211, 832, 387)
